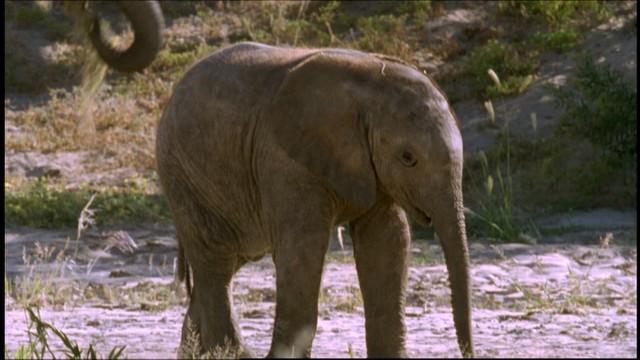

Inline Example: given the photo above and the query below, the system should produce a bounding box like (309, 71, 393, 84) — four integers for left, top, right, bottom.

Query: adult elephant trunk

(432, 187, 474, 358)
(88, 1, 164, 73)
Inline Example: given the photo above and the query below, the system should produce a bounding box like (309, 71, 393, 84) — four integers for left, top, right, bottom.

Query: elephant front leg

(350, 202, 410, 358)
(267, 226, 330, 358)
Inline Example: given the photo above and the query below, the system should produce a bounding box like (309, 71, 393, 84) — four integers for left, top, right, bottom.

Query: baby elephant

(156, 42, 473, 358)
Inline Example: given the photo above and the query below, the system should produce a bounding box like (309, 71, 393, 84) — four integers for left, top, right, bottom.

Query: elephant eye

(399, 150, 417, 167)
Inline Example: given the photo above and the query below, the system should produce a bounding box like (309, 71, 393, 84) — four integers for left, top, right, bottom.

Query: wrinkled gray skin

(156, 42, 473, 358)
(63, 0, 164, 73)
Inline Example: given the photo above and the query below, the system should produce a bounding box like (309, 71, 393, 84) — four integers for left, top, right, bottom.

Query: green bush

(551, 56, 637, 166)
(484, 57, 637, 211)
(5, 178, 171, 228)
(465, 40, 538, 98)
(394, 0, 432, 22)
(352, 14, 413, 60)
(498, 0, 610, 26)
(485, 75, 533, 98)
(530, 28, 580, 52)
(335, 0, 431, 27)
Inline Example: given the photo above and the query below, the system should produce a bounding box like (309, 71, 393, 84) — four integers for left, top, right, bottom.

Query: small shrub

(486, 75, 534, 98)
(498, 0, 611, 27)
(393, 0, 432, 23)
(161, 1, 199, 18)
(5, 178, 89, 229)
(238, 1, 343, 47)
(550, 55, 637, 167)
(5, 1, 71, 40)
(530, 28, 580, 52)
(336, 0, 431, 25)
(352, 14, 413, 60)
(464, 40, 538, 98)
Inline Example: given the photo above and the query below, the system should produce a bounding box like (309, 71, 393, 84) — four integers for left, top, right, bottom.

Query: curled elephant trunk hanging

(80, 0, 164, 73)
(156, 41, 474, 358)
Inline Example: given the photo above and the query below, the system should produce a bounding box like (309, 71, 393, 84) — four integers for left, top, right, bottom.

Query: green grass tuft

(7, 306, 126, 359)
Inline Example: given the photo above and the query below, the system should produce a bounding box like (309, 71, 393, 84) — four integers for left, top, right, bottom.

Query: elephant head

(270, 51, 474, 357)
(85, 1, 164, 73)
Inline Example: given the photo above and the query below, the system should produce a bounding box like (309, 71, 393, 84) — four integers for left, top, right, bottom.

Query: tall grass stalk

(466, 125, 538, 243)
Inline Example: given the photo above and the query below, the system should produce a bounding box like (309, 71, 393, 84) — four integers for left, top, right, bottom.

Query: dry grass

(178, 316, 242, 359)
(6, 87, 160, 171)
(5, 195, 182, 310)
(7, 228, 186, 310)
(319, 286, 363, 314)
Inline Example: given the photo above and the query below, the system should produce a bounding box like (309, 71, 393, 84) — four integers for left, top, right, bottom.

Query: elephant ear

(268, 51, 377, 209)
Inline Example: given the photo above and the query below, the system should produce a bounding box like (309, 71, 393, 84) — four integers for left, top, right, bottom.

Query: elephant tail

(177, 242, 192, 298)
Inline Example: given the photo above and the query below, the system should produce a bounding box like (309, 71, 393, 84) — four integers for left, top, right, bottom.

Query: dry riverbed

(4, 222, 637, 358)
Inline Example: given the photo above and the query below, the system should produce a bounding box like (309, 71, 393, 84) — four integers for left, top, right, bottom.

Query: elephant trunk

(88, 1, 164, 73)
(432, 189, 474, 358)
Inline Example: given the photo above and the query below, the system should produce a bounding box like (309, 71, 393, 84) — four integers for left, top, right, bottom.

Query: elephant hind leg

(180, 255, 249, 358)
(164, 192, 250, 357)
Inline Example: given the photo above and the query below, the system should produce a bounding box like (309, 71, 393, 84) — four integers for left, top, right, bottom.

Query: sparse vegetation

(410, 245, 440, 265)
(319, 286, 363, 313)
(6, 215, 184, 310)
(465, 102, 539, 243)
(236, 287, 275, 304)
(8, 271, 186, 311)
(465, 130, 539, 243)
(6, 307, 126, 360)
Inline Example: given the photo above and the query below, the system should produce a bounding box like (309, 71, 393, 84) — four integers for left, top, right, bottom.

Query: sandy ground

(5, 218, 637, 358)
